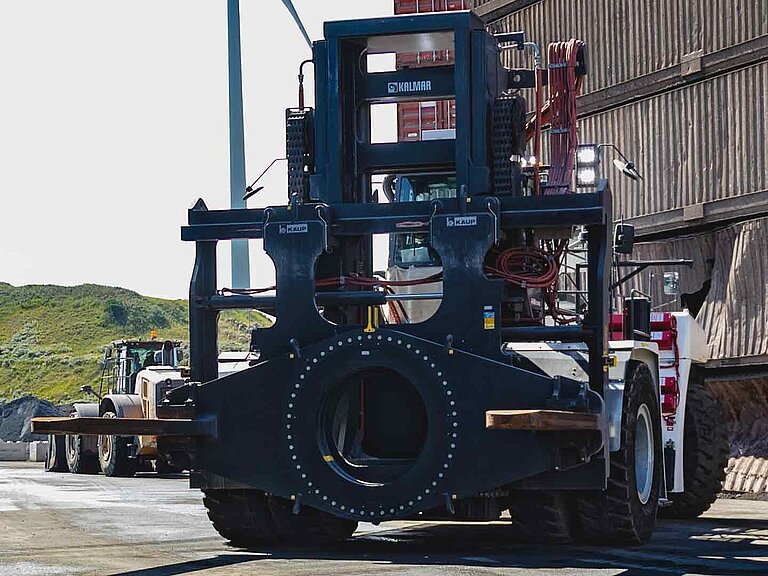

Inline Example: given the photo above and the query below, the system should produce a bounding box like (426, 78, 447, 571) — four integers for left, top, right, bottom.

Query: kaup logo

(279, 223, 308, 234)
(447, 216, 477, 227)
(387, 80, 433, 95)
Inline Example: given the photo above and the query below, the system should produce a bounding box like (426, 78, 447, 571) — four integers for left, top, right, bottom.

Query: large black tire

(508, 491, 573, 543)
(203, 490, 278, 547)
(574, 361, 663, 545)
(202, 490, 357, 548)
(97, 412, 135, 477)
(65, 435, 100, 474)
(267, 495, 358, 543)
(45, 434, 68, 472)
(660, 369, 728, 519)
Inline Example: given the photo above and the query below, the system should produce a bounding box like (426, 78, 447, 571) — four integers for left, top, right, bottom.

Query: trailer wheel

(97, 412, 135, 477)
(65, 435, 100, 474)
(575, 361, 662, 544)
(202, 489, 278, 548)
(660, 369, 728, 518)
(509, 491, 573, 543)
(45, 434, 68, 472)
(267, 495, 358, 543)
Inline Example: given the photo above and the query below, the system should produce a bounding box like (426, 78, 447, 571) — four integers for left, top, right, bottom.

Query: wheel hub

(635, 403, 654, 505)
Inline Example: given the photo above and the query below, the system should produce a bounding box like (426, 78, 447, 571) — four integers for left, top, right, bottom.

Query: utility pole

(227, 0, 250, 289)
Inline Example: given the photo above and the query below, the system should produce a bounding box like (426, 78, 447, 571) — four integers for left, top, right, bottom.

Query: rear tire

(97, 412, 135, 477)
(509, 491, 573, 543)
(574, 361, 662, 544)
(660, 369, 728, 518)
(202, 490, 357, 548)
(45, 434, 68, 472)
(65, 435, 99, 474)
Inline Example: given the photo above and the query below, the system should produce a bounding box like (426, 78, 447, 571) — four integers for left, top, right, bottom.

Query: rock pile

(0, 395, 64, 442)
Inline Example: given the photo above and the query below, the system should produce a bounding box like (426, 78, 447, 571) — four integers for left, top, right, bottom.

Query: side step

(486, 409, 599, 431)
(31, 416, 217, 438)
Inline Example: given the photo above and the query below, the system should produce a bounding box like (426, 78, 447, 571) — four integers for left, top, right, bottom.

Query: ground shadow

(109, 516, 768, 576)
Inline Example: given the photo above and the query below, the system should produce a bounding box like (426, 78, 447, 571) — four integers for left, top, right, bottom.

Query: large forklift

(35, 11, 727, 545)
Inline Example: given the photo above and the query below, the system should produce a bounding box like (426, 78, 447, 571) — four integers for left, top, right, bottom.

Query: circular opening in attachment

(319, 367, 428, 485)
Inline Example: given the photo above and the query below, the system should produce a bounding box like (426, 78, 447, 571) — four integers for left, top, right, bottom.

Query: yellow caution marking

(364, 306, 379, 333)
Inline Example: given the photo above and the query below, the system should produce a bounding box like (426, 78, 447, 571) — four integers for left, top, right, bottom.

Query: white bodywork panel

(657, 312, 708, 493)
(505, 341, 659, 454)
(217, 352, 259, 378)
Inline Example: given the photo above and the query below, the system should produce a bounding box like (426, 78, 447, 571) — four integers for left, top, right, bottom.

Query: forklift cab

(388, 172, 457, 268)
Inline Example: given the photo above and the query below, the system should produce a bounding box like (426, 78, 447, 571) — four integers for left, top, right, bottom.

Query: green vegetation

(0, 283, 270, 404)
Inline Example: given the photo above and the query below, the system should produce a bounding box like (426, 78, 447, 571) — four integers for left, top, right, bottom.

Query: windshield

(396, 175, 456, 203)
(393, 174, 456, 267)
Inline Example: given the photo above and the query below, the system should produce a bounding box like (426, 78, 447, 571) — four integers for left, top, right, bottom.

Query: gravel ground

(1, 462, 767, 576)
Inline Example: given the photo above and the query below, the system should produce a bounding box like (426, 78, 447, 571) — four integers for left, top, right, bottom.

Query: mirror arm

(611, 259, 694, 291)
(598, 143, 631, 164)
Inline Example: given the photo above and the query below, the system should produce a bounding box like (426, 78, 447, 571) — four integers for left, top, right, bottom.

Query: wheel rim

(65, 435, 76, 462)
(635, 403, 654, 505)
(98, 434, 112, 463)
(98, 412, 116, 464)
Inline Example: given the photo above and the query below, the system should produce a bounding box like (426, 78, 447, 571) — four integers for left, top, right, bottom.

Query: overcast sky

(0, 0, 392, 299)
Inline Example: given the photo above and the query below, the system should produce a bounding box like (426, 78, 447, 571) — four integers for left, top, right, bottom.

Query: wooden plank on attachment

(485, 410, 599, 431)
(30, 416, 217, 438)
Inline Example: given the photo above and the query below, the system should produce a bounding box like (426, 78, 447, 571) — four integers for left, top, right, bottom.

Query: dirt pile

(0, 395, 65, 442)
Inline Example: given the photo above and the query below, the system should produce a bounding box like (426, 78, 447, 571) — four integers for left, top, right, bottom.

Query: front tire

(660, 368, 728, 518)
(202, 490, 357, 549)
(575, 361, 662, 544)
(65, 435, 100, 474)
(98, 412, 135, 477)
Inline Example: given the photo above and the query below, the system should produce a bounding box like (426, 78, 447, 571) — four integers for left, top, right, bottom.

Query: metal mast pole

(227, 0, 250, 289)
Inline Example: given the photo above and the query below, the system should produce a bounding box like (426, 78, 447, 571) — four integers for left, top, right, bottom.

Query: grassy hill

(0, 283, 270, 404)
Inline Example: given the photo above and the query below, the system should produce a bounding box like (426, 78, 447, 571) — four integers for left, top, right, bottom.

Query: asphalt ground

(1, 462, 766, 576)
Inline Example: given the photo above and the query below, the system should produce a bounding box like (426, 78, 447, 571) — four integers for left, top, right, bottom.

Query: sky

(0, 0, 392, 299)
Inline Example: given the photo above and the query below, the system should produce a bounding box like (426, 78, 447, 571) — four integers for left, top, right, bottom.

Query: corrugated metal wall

(487, 0, 767, 97)
(580, 61, 768, 222)
(479, 0, 768, 230)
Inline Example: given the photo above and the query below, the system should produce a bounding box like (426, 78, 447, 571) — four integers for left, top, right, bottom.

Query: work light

(576, 144, 600, 187)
